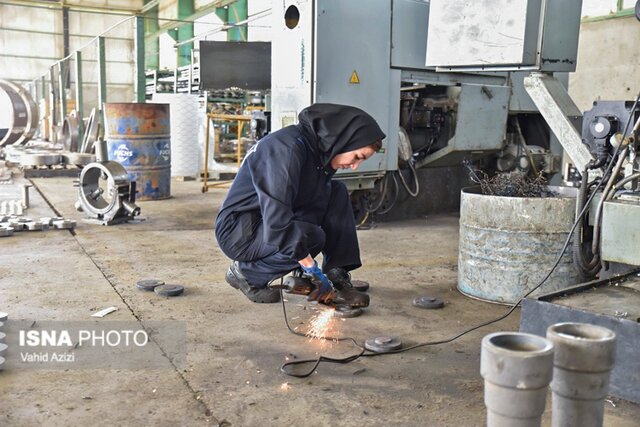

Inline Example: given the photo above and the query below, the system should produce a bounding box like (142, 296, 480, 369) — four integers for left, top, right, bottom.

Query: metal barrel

(458, 186, 580, 304)
(103, 103, 171, 200)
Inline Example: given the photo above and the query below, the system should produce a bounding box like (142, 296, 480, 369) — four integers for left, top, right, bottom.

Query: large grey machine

(271, 0, 573, 193)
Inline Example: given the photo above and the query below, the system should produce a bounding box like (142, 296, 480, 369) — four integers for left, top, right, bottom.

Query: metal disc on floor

(0, 311, 7, 321)
(333, 304, 363, 318)
(136, 279, 165, 291)
(154, 284, 184, 297)
(365, 336, 402, 353)
(0, 342, 7, 356)
(0, 356, 4, 370)
(0, 331, 6, 343)
(412, 296, 444, 309)
(351, 280, 370, 292)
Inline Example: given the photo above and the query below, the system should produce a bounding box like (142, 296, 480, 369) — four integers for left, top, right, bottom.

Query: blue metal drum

(104, 103, 171, 200)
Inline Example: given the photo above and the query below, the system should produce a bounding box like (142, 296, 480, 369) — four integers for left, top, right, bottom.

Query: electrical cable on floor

(279, 92, 640, 378)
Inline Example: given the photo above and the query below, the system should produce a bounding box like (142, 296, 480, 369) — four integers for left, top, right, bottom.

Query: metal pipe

(173, 9, 272, 47)
(547, 323, 616, 427)
(0, 0, 138, 15)
(481, 332, 554, 427)
(93, 138, 108, 163)
(22, 184, 31, 209)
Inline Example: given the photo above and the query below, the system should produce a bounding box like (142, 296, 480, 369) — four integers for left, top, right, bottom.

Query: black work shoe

(225, 262, 281, 304)
(326, 268, 370, 308)
(326, 268, 370, 292)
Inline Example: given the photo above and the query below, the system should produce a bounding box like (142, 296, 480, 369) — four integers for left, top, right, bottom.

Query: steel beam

(75, 50, 84, 143)
(135, 16, 146, 103)
(177, 0, 195, 67)
(227, 0, 247, 41)
(97, 36, 107, 109)
(58, 61, 66, 124)
(524, 73, 595, 173)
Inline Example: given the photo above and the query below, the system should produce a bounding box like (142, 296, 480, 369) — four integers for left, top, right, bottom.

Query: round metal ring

(412, 296, 445, 309)
(364, 336, 402, 353)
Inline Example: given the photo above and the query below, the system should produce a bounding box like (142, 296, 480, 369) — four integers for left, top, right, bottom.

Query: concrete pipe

(481, 332, 554, 427)
(546, 323, 617, 427)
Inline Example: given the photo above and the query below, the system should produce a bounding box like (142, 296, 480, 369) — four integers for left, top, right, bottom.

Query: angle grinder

(269, 276, 364, 317)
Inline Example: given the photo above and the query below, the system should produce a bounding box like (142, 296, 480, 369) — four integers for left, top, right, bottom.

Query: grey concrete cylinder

(481, 332, 554, 427)
(546, 322, 617, 427)
(458, 186, 579, 304)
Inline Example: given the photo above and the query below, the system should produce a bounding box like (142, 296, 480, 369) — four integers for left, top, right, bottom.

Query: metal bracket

(524, 73, 596, 174)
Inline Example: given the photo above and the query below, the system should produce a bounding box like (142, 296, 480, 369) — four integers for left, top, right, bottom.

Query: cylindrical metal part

(546, 323, 617, 427)
(22, 184, 31, 209)
(122, 200, 141, 216)
(458, 186, 580, 304)
(93, 138, 108, 163)
(481, 332, 554, 427)
(103, 103, 171, 200)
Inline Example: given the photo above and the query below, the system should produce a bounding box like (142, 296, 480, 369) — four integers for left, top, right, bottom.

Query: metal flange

(364, 336, 402, 353)
(154, 284, 184, 297)
(20, 152, 61, 167)
(136, 279, 165, 291)
(0, 227, 14, 237)
(53, 219, 76, 230)
(333, 304, 363, 318)
(25, 221, 45, 231)
(62, 152, 95, 167)
(412, 296, 445, 309)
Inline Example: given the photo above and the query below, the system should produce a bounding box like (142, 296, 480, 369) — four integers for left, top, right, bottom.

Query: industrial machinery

(271, 0, 570, 198)
(76, 160, 140, 226)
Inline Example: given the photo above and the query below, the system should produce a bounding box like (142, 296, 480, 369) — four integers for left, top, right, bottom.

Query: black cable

(280, 92, 640, 378)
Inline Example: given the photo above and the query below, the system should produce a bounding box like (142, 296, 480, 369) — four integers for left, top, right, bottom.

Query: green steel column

(74, 50, 84, 144)
(97, 36, 107, 109)
(135, 15, 146, 103)
(227, 0, 247, 41)
(144, 1, 159, 70)
(58, 61, 67, 123)
(176, 0, 194, 67)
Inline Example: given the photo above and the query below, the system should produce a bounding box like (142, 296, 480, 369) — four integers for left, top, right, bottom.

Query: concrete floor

(1, 174, 639, 427)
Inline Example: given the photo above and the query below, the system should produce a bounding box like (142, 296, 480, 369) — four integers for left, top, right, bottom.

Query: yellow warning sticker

(349, 70, 360, 84)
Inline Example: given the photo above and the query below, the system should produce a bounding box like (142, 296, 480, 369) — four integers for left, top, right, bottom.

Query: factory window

(285, 5, 300, 29)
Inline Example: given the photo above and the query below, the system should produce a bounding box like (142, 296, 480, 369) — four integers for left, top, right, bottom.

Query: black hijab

(297, 103, 386, 170)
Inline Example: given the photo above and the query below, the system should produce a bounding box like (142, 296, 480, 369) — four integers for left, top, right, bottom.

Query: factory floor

(1, 174, 639, 427)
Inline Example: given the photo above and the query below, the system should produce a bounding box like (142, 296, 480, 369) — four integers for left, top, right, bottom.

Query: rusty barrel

(104, 103, 171, 200)
(458, 186, 580, 304)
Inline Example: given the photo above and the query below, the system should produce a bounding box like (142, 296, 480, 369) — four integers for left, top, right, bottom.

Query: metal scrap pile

(466, 163, 555, 197)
